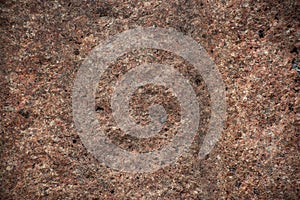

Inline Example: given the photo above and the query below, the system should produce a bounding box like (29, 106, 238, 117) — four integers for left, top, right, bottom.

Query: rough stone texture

(1, 0, 299, 199)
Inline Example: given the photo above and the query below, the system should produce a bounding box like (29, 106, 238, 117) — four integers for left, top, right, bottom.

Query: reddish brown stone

(1, 0, 299, 199)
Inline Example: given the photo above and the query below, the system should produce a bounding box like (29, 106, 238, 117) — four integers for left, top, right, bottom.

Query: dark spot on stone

(19, 109, 30, 118)
(73, 139, 77, 144)
(290, 47, 298, 54)
(96, 4, 112, 17)
(202, 34, 206, 38)
(123, 12, 132, 19)
(229, 166, 236, 172)
(258, 30, 264, 38)
(236, 181, 242, 188)
(292, 58, 298, 67)
(253, 188, 260, 195)
(210, 49, 214, 53)
(97, 9, 107, 17)
(74, 49, 79, 55)
(178, 25, 188, 34)
(194, 75, 202, 85)
(110, 189, 114, 194)
(204, 154, 209, 160)
(95, 106, 104, 111)
(288, 103, 294, 111)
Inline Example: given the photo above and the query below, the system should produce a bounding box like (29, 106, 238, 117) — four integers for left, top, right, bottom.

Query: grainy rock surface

(1, 0, 299, 199)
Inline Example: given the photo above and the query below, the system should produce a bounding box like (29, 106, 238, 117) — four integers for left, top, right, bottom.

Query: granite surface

(1, 0, 299, 199)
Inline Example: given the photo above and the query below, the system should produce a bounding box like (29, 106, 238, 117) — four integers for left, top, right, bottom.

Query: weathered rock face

(1, 0, 299, 199)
